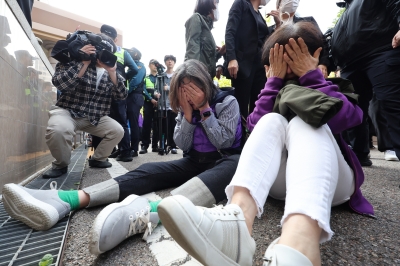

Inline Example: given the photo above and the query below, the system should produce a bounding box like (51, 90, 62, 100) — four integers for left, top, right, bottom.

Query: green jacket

(272, 78, 358, 128)
(184, 13, 217, 78)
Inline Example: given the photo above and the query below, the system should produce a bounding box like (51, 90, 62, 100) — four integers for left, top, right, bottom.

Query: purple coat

(248, 69, 374, 217)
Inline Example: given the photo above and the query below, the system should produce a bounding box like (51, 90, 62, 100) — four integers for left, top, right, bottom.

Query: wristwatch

(200, 107, 212, 119)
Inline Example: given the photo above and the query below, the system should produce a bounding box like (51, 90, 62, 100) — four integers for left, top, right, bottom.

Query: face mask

(213, 6, 220, 22)
(260, 0, 271, 6)
(279, 0, 299, 15)
(278, 0, 299, 22)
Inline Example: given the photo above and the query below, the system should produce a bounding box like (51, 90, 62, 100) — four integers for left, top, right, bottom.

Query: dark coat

(185, 13, 217, 78)
(331, 0, 400, 68)
(225, 0, 271, 79)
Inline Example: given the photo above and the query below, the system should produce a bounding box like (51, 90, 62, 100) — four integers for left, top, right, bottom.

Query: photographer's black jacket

(331, 0, 400, 68)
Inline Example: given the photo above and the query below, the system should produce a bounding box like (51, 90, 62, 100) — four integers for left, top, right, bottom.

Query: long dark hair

(194, 0, 217, 16)
(261, 21, 324, 66)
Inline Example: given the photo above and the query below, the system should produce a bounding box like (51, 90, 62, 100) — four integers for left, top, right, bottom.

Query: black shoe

(116, 153, 133, 162)
(88, 159, 112, 168)
(131, 150, 138, 157)
(139, 146, 148, 154)
(171, 148, 178, 154)
(357, 155, 373, 167)
(108, 150, 120, 158)
(42, 167, 68, 178)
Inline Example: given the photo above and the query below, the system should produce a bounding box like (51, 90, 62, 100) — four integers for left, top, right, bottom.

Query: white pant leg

(280, 116, 354, 243)
(226, 113, 288, 216)
(226, 114, 354, 243)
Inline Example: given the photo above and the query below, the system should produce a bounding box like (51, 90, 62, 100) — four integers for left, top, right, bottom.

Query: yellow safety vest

(114, 48, 125, 65)
(144, 76, 155, 89)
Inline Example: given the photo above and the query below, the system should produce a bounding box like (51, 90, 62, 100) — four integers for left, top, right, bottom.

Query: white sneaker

(158, 195, 256, 266)
(384, 150, 399, 161)
(263, 238, 312, 266)
(89, 195, 159, 255)
(2, 182, 71, 231)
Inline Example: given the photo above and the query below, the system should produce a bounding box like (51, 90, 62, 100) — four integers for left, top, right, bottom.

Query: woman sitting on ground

(2, 59, 242, 255)
(158, 22, 374, 266)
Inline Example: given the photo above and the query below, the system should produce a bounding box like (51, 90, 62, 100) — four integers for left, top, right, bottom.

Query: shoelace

(262, 247, 277, 266)
(262, 255, 274, 266)
(209, 204, 240, 216)
(128, 206, 154, 241)
(50, 181, 58, 190)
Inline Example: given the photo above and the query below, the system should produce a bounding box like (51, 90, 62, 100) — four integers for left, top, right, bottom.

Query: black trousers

(92, 99, 130, 155)
(341, 48, 400, 159)
(369, 93, 393, 152)
(115, 152, 240, 203)
(141, 101, 157, 149)
(126, 92, 144, 152)
(232, 61, 266, 118)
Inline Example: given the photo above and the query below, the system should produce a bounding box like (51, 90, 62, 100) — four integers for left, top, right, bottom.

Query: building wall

(0, 0, 55, 192)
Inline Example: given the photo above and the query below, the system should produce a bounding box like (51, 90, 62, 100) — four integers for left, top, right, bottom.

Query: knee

(107, 122, 124, 140)
(255, 113, 288, 132)
(45, 124, 73, 140)
(222, 154, 240, 166)
(287, 116, 325, 136)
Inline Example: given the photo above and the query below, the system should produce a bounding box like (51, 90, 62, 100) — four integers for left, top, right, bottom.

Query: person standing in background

(162, 54, 178, 154)
(139, 59, 160, 154)
(331, 0, 400, 166)
(91, 25, 139, 162)
(184, 0, 225, 78)
(225, 0, 272, 118)
(125, 47, 146, 158)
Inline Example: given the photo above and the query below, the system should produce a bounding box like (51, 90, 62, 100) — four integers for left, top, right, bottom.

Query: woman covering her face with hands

(158, 22, 374, 266)
(1, 59, 244, 257)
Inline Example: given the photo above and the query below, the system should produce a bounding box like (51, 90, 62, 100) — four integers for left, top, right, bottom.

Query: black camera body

(51, 30, 117, 67)
(152, 60, 166, 75)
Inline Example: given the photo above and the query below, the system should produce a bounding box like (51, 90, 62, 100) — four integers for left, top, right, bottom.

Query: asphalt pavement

(60, 146, 400, 266)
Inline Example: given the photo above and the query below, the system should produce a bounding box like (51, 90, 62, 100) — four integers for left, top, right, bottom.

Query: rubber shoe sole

(158, 196, 239, 266)
(89, 194, 140, 255)
(116, 156, 133, 162)
(2, 184, 59, 231)
(88, 159, 112, 168)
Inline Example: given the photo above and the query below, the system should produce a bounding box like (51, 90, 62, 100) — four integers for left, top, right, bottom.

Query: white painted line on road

(107, 158, 130, 178)
(105, 159, 203, 266)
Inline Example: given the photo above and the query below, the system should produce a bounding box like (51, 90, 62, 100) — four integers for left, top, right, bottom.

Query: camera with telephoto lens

(51, 30, 117, 67)
(151, 60, 166, 75)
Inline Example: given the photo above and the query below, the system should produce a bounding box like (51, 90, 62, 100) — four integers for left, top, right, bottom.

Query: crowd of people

(3, 0, 400, 265)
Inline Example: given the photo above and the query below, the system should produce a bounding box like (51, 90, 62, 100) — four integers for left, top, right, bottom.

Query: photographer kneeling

(43, 33, 127, 178)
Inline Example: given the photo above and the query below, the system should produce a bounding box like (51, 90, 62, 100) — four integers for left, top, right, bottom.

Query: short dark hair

(126, 47, 142, 60)
(100, 24, 118, 39)
(97, 33, 117, 54)
(149, 59, 158, 65)
(261, 22, 324, 66)
(169, 59, 217, 113)
(194, 0, 217, 16)
(164, 55, 176, 63)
